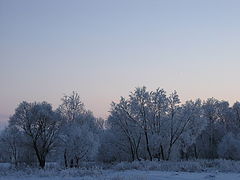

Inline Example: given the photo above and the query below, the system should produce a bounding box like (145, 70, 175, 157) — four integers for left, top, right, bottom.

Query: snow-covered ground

(1, 160, 240, 180)
(0, 170, 240, 180)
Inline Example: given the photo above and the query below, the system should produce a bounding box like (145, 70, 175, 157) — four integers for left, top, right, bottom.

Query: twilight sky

(1, 0, 240, 125)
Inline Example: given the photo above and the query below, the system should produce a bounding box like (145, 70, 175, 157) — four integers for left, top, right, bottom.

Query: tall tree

(9, 101, 61, 168)
(57, 92, 99, 167)
(57, 91, 85, 123)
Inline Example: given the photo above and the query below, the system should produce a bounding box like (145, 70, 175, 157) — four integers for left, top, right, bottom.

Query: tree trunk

(64, 149, 68, 168)
(75, 156, 80, 168)
(166, 144, 173, 160)
(33, 143, 46, 169)
(135, 147, 140, 161)
(39, 159, 45, 169)
(160, 145, 165, 160)
(70, 159, 74, 168)
(130, 143, 135, 161)
(144, 130, 152, 161)
(135, 135, 141, 161)
(194, 144, 198, 159)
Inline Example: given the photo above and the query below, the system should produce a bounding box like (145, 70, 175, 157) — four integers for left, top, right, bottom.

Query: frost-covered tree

(59, 123, 98, 168)
(105, 87, 207, 161)
(57, 92, 98, 130)
(107, 99, 142, 161)
(57, 92, 100, 167)
(148, 88, 168, 160)
(108, 95, 142, 160)
(98, 129, 133, 162)
(0, 126, 36, 166)
(6, 86, 240, 164)
(9, 101, 61, 168)
(178, 100, 207, 159)
(162, 91, 181, 160)
(195, 99, 227, 159)
(57, 91, 85, 123)
(232, 102, 240, 131)
(158, 97, 207, 160)
(218, 133, 240, 160)
(128, 87, 153, 160)
(0, 126, 22, 166)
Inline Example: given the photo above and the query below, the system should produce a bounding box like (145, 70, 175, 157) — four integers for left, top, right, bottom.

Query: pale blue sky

(1, 0, 240, 124)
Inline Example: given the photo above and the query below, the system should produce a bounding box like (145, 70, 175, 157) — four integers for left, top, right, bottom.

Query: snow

(0, 170, 240, 180)
(1, 160, 240, 180)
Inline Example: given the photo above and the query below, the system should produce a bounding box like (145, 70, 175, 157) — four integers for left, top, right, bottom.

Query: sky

(1, 0, 240, 127)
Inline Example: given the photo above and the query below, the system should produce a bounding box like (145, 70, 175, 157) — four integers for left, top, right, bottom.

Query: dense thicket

(1, 87, 240, 168)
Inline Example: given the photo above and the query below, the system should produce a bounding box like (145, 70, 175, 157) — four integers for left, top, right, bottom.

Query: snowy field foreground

(1, 160, 240, 180)
(0, 170, 240, 180)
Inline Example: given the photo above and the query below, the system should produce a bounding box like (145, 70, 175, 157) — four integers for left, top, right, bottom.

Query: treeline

(1, 87, 240, 168)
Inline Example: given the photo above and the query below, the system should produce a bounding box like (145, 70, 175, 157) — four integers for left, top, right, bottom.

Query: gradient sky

(1, 0, 240, 126)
